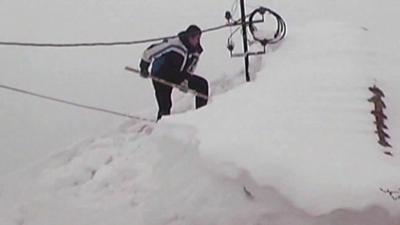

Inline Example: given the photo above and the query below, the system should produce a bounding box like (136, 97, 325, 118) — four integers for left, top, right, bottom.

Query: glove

(139, 60, 150, 78)
(140, 69, 149, 78)
(178, 79, 189, 93)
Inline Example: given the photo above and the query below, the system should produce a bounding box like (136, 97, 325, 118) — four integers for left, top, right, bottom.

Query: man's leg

(152, 81, 173, 120)
(188, 75, 209, 109)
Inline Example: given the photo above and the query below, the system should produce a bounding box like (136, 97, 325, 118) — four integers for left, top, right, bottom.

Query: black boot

(188, 75, 209, 109)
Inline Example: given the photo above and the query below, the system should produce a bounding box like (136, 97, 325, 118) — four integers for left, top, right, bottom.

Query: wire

(0, 21, 242, 48)
(248, 7, 287, 45)
(231, 0, 238, 17)
(0, 84, 156, 122)
(0, 7, 286, 48)
(0, 37, 176, 48)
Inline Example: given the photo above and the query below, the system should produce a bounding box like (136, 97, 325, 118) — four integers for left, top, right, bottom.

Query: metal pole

(240, 0, 250, 82)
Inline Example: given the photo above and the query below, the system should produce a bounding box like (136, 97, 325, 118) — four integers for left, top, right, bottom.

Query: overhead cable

(0, 84, 156, 122)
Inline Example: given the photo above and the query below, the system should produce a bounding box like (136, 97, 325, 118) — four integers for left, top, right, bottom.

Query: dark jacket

(140, 31, 203, 84)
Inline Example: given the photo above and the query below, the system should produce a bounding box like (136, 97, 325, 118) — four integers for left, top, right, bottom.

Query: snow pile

(1, 20, 400, 224)
(172, 20, 400, 216)
(1, 0, 400, 225)
(1, 119, 399, 225)
(0, 121, 307, 225)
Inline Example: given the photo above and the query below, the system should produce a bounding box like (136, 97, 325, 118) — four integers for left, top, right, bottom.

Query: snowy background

(1, 0, 400, 224)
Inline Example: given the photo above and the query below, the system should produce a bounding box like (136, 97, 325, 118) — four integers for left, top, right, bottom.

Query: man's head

(186, 25, 202, 47)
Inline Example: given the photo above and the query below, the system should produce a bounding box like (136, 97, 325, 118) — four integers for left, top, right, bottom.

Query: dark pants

(153, 75, 208, 120)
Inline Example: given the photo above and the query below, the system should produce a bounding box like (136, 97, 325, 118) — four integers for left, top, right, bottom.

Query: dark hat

(186, 25, 202, 37)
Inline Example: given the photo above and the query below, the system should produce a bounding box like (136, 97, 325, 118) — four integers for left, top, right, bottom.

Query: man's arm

(162, 51, 191, 83)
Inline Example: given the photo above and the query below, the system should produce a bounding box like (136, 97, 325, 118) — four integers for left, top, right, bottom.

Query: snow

(171, 20, 400, 215)
(1, 0, 400, 225)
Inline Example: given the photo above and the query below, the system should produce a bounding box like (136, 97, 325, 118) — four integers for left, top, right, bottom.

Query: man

(139, 25, 209, 120)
